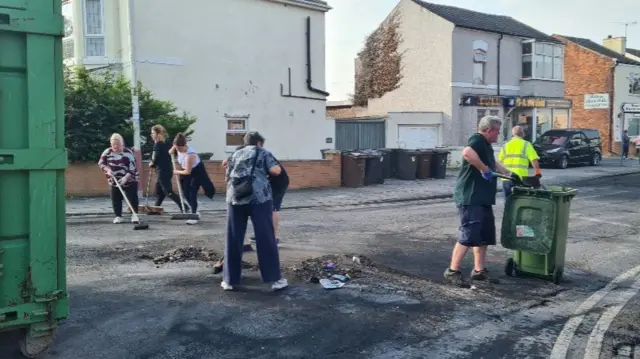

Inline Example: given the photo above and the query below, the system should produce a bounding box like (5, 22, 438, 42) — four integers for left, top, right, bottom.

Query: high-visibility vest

(499, 137, 533, 179)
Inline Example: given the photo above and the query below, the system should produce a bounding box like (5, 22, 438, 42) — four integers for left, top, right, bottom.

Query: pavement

(1, 158, 640, 358)
(66, 158, 640, 216)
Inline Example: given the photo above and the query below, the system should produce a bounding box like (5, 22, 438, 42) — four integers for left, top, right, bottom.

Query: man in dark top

(444, 116, 513, 287)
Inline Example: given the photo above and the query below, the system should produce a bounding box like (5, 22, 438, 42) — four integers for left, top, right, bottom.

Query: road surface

(2, 173, 640, 358)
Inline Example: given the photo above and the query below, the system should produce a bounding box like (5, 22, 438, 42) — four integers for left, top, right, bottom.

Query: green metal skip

(0, 1, 69, 357)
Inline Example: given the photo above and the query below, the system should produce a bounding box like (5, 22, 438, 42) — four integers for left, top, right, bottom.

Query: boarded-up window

(226, 117, 248, 147)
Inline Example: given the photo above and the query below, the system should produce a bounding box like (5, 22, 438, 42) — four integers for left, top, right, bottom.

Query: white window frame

(82, 0, 106, 58)
(225, 116, 249, 153)
(521, 40, 564, 81)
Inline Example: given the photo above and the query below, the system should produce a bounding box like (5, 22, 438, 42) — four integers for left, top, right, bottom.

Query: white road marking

(576, 190, 632, 200)
(583, 278, 640, 359)
(549, 265, 640, 359)
(574, 216, 635, 228)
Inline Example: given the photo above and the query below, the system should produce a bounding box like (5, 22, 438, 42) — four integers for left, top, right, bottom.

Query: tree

(64, 66, 196, 162)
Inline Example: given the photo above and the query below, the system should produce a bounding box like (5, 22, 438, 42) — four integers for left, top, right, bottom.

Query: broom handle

(144, 168, 153, 207)
(111, 173, 139, 221)
(171, 153, 187, 213)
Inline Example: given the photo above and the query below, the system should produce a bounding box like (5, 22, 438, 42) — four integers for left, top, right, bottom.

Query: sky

(325, 0, 640, 101)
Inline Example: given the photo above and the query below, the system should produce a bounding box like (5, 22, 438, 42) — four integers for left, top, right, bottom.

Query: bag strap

(249, 147, 260, 178)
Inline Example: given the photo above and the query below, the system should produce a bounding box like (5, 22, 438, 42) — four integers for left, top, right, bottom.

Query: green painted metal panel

(0, 0, 68, 347)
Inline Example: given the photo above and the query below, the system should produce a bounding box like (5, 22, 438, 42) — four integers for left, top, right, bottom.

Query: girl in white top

(170, 133, 216, 224)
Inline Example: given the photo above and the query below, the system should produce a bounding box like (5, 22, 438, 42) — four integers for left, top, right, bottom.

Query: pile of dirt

(284, 254, 374, 283)
(149, 246, 221, 264)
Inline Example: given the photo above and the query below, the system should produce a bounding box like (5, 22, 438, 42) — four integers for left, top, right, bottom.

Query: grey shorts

(457, 205, 496, 247)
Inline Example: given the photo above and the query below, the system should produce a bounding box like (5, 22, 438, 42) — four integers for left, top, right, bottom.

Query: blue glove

(481, 170, 493, 181)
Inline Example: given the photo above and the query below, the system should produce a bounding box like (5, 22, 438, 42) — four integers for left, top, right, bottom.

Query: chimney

(603, 35, 626, 54)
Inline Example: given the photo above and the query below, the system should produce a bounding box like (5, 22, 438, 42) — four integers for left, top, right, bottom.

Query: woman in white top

(170, 133, 216, 224)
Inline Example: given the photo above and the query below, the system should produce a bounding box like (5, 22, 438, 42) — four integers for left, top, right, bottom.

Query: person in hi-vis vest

(498, 126, 541, 197)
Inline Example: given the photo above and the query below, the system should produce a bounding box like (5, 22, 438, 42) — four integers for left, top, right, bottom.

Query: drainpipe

(609, 59, 619, 154)
(127, 0, 143, 197)
(306, 16, 330, 97)
(497, 34, 503, 96)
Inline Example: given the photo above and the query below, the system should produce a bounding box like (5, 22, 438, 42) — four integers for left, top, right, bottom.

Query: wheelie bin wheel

(19, 329, 55, 358)
(552, 268, 563, 285)
(505, 258, 516, 277)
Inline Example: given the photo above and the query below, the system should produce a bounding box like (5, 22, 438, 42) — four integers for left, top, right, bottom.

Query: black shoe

(444, 268, 470, 288)
(213, 260, 223, 274)
(470, 269, 500, 284)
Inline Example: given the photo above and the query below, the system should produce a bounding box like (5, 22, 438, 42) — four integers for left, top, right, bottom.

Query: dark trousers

(179, 174, 200, 213)
(623, 145, 629, 158)
(154, 174, 185, 210)
(110, 182, 139, 217)
(502, 181, 513, 198)
(224, 201, 281, 285)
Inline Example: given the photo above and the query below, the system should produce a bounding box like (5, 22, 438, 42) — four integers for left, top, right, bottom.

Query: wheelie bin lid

(399, 149, 420, 154)
(512, 185, 578, 198)
(432, 147, 451, 154)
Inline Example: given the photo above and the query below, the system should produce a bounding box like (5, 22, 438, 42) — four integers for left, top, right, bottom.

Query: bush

(64, 66, 196, 162)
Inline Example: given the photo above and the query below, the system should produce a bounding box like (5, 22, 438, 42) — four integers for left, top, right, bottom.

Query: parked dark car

(533, 128, 602, 169)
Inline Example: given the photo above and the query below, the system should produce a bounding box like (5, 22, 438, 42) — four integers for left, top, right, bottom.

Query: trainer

(498, 125, 541, 197)
(445, 116, 514, 287)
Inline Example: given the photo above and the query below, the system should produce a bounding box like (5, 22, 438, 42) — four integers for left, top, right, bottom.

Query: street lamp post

(127, 0, 143, 197)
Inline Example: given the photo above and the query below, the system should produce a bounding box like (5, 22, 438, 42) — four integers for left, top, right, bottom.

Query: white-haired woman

(98, 133, 140, 224)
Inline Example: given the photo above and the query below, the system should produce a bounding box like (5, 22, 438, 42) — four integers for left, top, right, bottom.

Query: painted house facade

(351, 0, 571, 147)
(554, 35, 640, 154)
(62, 0, 333, 160)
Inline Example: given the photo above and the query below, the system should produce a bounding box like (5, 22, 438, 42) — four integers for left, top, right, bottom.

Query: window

(552, 108, 569, 129)
(84, 0, 105, 57)
(477, 109, 500, 126)
(473, 63, 485, 84)
(627, 115, 640, 137)
(570, 133, 587, 147)
(226, 117, 248, 148)
(522, 41, 563, 80)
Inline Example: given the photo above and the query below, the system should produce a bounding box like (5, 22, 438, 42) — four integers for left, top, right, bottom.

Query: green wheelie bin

(501, 185, 577, 284)
(0, 1, 69, 357)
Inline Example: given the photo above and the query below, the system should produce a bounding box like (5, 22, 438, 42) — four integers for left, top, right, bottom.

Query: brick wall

(66, 152, 342, 197)
(556, 36, 615, 153)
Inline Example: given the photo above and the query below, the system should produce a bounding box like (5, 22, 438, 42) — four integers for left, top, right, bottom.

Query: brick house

(553, 35, 640, 154)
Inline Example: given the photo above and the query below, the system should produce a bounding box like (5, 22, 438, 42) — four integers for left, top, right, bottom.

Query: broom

(111, 174, 149, 230)
(170, 153, 199, 220)
(138, 169, 164, 215)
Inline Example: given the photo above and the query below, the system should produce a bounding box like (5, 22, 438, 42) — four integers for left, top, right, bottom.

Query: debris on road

(151, 246, 220, 264)
(320, 278, 345, 290)
(285, 254, 373, 284)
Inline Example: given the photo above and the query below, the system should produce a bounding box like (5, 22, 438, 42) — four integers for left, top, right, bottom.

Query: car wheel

(590, 152, 601, 166)
(557, 155, 568, 169)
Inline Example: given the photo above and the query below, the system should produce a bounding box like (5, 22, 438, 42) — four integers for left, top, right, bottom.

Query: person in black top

(149, 124, 189, 212)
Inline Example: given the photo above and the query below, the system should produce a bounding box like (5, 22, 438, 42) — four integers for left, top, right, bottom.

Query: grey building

(362, 0, 572, 146)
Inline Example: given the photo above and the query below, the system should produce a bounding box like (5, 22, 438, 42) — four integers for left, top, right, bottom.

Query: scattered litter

(352, 256, 361, 264)
(320, 279, 345, 290)
(284, 254, 369, 283)
(470, 285, 477, 290)
(325, 262, 335, 270)
(308, 276, 320, 284)
(332, 274, 349, 282)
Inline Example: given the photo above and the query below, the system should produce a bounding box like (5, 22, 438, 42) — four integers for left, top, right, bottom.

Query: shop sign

(584, 93, 609, 109)
(622, 103, 640, 113)
(545, 99, 572, 108)
(460, 95, 515, 107)
(515, 97, 546, 108)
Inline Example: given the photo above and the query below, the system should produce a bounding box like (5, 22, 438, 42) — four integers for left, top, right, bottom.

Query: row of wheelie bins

(326, 148, 450, 188)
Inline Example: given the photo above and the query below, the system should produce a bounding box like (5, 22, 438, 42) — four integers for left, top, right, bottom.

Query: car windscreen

(536, 133, 568, 145)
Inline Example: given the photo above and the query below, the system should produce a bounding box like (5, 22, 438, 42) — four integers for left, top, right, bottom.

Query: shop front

(459, 94, 516, 145)
(620, 103, 640, 140)
(506, 97, 572, 143)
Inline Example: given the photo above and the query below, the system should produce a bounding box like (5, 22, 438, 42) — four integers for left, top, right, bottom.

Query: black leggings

(154, 175, 187, 210)
(110, 182, 139, 217)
